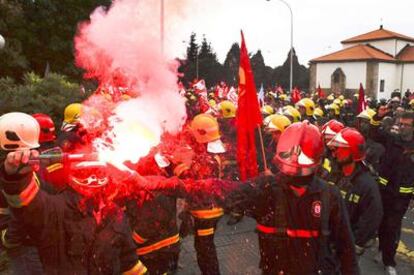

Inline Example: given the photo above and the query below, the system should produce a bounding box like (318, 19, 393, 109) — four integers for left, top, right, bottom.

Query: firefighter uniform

(224, 174, 359, 274)
(0, 169, 147, 275)
(331, 164, 383, 252)
(371, 115, 414, 267)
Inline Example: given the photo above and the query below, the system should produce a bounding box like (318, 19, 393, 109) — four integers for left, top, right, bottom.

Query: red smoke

(74, 0, 187, 166)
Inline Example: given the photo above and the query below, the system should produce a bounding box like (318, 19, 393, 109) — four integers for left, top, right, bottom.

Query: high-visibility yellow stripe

(399, 187, 414, 194)
(0, 207, 9, 215)
(378, 177, 388, 186)
(46, 163, 63, 173)
(122, 260, 147, 275)
(137, 234, 180, 256)
(3, 176, 39, 208)
(132, 231, 147, 244)
(322, 158, 331, 173)
(191, 207, 224, 219)
(197, 227, 214, 236)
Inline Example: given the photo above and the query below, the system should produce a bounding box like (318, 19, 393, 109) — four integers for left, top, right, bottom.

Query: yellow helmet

(313, 107, 324, 118)
(268, 115, 291, 133)
(338, 95, 345, 101)
(327, 94, 334, 101)
(261, 105, 274, 115)
(218, 100, 236, 118)
(409, 99, 414, 108)
(333, 98, 343, 107)
(209, 99, 217, 107)
(282, 106, 301, 122)
(328, 103, 340, 116)
(190, 114, 220, 143)
(357, 108, 376, 120)
(63, 103, 82, 124)
(353, 93, 359, 98)
(296, 98, 315, 116)
(279, 94, 288, 101)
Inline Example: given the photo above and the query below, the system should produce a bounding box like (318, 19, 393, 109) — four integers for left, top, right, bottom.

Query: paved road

(178, 214, 414, 274)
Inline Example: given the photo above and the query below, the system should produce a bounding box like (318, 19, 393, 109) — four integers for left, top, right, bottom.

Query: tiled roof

(397, 45, 414, 62)
(341, 27, 414, 44)
(310, 44, 395, 63)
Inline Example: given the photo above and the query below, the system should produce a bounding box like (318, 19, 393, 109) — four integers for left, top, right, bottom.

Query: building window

(380, 80, 385, 92)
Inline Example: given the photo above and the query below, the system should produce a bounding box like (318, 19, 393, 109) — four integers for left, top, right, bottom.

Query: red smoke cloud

(74, 0, 187, 166)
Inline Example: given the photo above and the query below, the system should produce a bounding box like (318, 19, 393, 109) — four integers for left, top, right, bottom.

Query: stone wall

(309, 63, 317, 91)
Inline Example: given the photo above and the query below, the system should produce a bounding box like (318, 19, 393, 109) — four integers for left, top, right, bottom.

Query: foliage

(0, 72, 92, 125)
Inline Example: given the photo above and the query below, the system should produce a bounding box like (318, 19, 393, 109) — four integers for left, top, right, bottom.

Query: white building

(309, 26, 414, 99)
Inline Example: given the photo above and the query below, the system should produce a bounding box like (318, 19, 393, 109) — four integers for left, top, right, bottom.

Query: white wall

(377, 63, 398, 99)
(396, 40, 414, 55)
(343, 39, 414, 57)
(316, 62, 366, 89)
(402, 64, 414, 92)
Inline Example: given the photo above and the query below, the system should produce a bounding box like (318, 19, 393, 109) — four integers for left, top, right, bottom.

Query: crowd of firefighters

(0, 86, 413, 275)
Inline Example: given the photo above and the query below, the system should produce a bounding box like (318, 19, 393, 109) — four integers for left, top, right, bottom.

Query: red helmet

(274, 121, 324, 176)
(321, 119, 344, 143)
(328, 128, 366, 162)
(32, 113, 56, 143)
(68, 161, 110, 197)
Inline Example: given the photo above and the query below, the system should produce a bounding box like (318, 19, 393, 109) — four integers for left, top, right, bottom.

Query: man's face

(398, 118, 414, 141)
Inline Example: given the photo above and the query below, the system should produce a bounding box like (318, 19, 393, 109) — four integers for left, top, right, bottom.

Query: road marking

(397, 241, 414, 260)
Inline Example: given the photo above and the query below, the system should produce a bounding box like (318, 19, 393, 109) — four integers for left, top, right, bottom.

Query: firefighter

(57, 103, 86, 152)
(371, 109, 414, 275)
(182, 114, 225, 274)
(262, 114, 291, 174)
(224, 121, 359, 274)
(313, 107, 327, 130)
(328, 128, 383, 258)
(327, 103, 341, 121)
(341, 99, 356, 126)
(295, 98, 315, 122)
(282, 105, 301, 123)
(142, 121, 359, 274)
(32, 113, 67, 193)
(0, 112, 44, 275)
(0, 114, 147, 274)
(32, 113, 57, 150)
(319, 119, 345, 182)
(356, 109, 385, 172)
(216, 100, 237, 146)
(125, 148, 181, 275)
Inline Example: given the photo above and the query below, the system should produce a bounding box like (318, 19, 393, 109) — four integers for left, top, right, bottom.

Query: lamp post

(266, 0, 293, 92)
(160, 0, 165, 54)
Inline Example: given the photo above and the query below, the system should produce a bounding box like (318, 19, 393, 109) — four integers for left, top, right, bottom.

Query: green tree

(0, 72, 92, 125)
(223, 43, 240, 86)
(0, 0, 112, 81)
(273, 48, 309, 91)
(197, 36, 224, 87)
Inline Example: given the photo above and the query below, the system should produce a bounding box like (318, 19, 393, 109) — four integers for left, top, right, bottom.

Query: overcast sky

(166, 0, 414, 67)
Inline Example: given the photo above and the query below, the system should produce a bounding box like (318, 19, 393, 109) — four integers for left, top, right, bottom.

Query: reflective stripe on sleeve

(2, 176, 39, 208)
(122, 260, 147, 275)
(46, 163, 63, 173)
(399, 187, 414, 194)
(136, 234, 180, 256)
(378, 177, 388, 186)
(197, 227, 214, 236)
(190, 207, 224, 219)
(132, 231, 147, 244)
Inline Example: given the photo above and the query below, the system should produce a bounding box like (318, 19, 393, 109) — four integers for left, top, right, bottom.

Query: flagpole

(257, 125, 268, 171)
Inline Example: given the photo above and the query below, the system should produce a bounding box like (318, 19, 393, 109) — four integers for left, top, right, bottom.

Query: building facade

(309, 26, 414, 99)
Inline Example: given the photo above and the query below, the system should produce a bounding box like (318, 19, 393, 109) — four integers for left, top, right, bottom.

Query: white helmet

(0, 112, 40, 151)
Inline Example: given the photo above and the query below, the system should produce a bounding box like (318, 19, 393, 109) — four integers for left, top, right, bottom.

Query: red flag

(357, 83, 367, 113)
(317, 84, 325, 99)
(236, 31, 263, 180)
(291, 87, 302, 104)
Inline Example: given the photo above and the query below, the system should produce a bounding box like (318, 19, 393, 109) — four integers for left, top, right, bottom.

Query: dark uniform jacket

(335, 164, 383, 247)
(224, 174, 359, 275)
(371, 115, 414, 202)
(0, 167, 146, 275)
